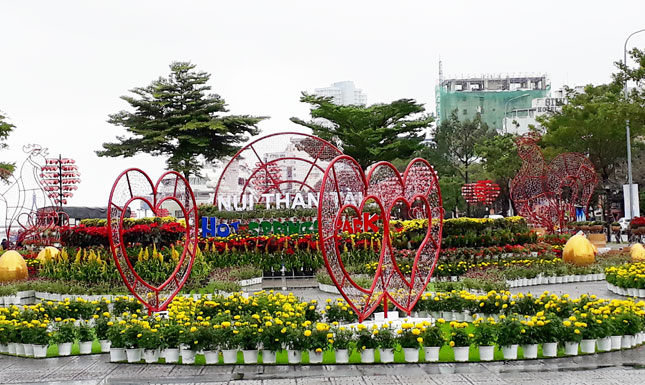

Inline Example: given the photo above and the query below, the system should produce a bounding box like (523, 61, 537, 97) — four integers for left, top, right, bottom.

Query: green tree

(290, 93, 433, 170)
(423, 110, 493, 185)
(97, 62, 267, 177)
(475, 133, 522, 215)
(539, 48, 645, 188)
(0, 111, 15, 181)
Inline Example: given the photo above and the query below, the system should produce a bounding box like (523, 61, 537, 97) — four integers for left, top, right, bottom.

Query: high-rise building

(314, 81, 367, 106)
(435, 63, 550, 132)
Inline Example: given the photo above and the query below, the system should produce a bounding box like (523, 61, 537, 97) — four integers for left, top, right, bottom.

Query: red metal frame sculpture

(213, 132, 342, 209)
(107, 169, 198, 313)
(318, 156, 443, 322)
(0, 144, 69, 247)
(462, 180, 501, 206)
(510, 135, 598, 232)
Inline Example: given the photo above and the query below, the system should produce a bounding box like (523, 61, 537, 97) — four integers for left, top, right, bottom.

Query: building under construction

(435, 68, 550, 132)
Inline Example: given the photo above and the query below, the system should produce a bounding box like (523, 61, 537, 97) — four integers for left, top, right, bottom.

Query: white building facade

(313, 81, 367, 106)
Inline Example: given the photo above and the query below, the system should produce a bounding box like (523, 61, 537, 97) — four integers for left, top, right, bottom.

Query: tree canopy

(0, 111, 15, 181)
(290, 93, 433, 170)
(539, 48, 645, 188)
(97, 62, 267, 177)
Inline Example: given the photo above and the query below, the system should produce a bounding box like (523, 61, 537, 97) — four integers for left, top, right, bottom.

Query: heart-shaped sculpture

(107, 169, 198, 313)
(318, 156, 443, 322)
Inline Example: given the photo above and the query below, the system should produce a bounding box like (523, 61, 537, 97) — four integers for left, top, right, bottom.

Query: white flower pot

(424, 346, 440, 362)
(222, 349, 238, 364)
(441, 311, 453, 321)
(629, 288, 638, 297)
(548, 276, 556, 284)
(478, 345, 494, 361)
(110, 347, 126, 362)
(7, 343, 16, 354)
(308, 350, 323, 364)
(580, 339, 596, 354)
(360, 348, 375, 363)
(454, 311, 465, 321)
(430, 311, 440, 320)
(58, 342, 72, 356)
(403, 347, 419, 362)
(542, 342, 558, 357)
(597, 337, 611, 352)
(79, 341, 93, 355)
(0, 344, 7, 353)
(464, 312, 474, 322)
(611, 335, 623, 350)
(164, 348, 180, 363)
(501, 344, 518, 360)
(379, 348, 394, 363)
(335, 349, 349, 364)
(261, 350, 276, 364)
(521, 344, 538, 359)
(564, 341, 578, 355)
(287, 349, 302, 364)
(623, 335, 635, 348)
(242, 349, 258, 364)
(33, 344, 48, 358)
(574, 275, 581, 282)
(555, 277, 563, 284)
(639, 289, 645, 298)
(181, 348, 195, 364)
(126, 348, 142, 363)
(23, 344, 34, 357)
(99, 340, 111, 352)
(15, 343, 25, 356)
(143, 349, 159, 363)
(201, 350, 217, 364)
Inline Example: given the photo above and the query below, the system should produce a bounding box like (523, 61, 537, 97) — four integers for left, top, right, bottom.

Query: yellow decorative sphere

(0, 250, 28, 282)
(562, 233, 596, 266)
(631, 243, 645, 262)
(37, 246, 59, 263)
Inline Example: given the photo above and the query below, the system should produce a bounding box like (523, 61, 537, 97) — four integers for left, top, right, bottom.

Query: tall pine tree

(0, 111, 15, 181)
(97, 62, 267, 177)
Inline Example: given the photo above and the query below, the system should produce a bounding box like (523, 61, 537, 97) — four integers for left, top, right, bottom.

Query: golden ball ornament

(631, 243, 645, 262)
(36, 246, 59, 263)
(0, 250, 28, 282)
(562, 233, 596, 266)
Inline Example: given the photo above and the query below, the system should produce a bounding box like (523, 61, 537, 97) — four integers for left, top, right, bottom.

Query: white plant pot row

(607, 283, 645, 298)
(506, 273, 605, 288)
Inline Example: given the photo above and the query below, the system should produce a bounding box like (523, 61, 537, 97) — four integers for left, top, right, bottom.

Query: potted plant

(537, 315, 561, 357)
(140, 328, 162, 363)
(28, 322, 50, 358)
(122, 323, 144, 363)
(373, 325, 396, 363)
(517, 319, 539, 359)
(235, 323, 261, 364)
(560, 317, 583, 355)
(396, 322, 422, 363)
(160, 323, 182, 363)
(472, 319, 497, 361)
(331, 326, 354, 364)
(77, 321, 95, 354)
(51, 320, 78, 356)
(258, 321, 284, 364)
(497, 317, 521, 360)
(177, 325, 199, 364)
(355, 325, 378, 363)
(106, 322, 126, 362)
(218, 321, 239, 364)
(419, 324, 445, 362)
(95, 317, 111, 352)
(198, 324, 221, 364)
(447, 321, 471, 362)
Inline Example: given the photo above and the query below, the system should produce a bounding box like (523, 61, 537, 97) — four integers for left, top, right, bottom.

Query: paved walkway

(1, 345, 644, 384)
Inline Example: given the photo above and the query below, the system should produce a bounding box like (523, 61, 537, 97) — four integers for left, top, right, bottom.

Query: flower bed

(605, 262, 645, 297)
(0, 290, 644, 364)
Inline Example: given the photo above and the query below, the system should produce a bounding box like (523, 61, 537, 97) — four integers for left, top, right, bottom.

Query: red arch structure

(213, 132, 342, 209)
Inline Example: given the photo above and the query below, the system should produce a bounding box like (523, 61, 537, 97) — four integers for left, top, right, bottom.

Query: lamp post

(503, 93, 530, 134)
(624, 28, 645, 219)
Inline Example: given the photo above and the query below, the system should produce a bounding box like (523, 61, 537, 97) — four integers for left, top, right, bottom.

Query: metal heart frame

(107, 168, 198, 313)
(318, 155, 443, 322)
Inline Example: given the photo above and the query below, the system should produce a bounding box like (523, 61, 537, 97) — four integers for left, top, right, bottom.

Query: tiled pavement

(1, 345, 644, 384)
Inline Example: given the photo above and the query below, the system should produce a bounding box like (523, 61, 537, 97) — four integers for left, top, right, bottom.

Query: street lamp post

(503, 93, 530, 134)
(624, 28, 645, 220)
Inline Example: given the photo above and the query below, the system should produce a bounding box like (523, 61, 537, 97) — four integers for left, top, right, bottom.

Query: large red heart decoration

(318, 156, 443, 322)
(107, 169, 198, 313)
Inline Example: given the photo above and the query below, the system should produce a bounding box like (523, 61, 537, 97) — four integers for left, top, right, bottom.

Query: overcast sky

(1, 0, 644, 207)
